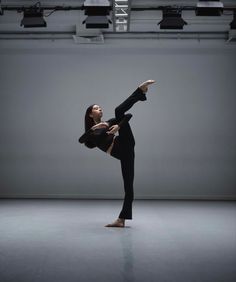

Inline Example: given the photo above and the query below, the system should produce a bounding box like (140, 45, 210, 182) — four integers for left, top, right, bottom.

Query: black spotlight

(196, 0, 224, 16)
(158, 9, 187, 30)
(83, 16, 111, 28)
(83, 0, 112, 29)
(21, 7, 46, 28)
(0, 3, 3, 16)
(230, 11, 236, 29)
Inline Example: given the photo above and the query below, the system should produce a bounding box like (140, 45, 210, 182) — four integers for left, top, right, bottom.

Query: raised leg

(115, 87, 146, 120)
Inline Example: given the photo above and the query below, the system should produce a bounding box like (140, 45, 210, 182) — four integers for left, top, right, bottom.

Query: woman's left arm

(107, 124, 120, 135)
(106, 114, 132, 135)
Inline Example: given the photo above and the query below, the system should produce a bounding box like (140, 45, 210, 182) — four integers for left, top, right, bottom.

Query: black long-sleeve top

(78, 113, 132, 152)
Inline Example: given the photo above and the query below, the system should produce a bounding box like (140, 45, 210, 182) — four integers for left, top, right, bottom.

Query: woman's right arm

(91, 122, 108, 130)
(78, 129, 93, 144)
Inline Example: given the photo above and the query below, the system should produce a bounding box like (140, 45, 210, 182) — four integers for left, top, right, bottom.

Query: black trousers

(110, 88, 146, 219)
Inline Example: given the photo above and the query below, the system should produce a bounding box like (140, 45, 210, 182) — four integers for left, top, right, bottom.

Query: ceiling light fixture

(158, 9, 187, 30)
(196, 0, 224, 16)
(20, 2, 46, 28)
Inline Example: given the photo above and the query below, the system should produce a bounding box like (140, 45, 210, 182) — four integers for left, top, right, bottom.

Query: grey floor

(0, 199, 235, 282)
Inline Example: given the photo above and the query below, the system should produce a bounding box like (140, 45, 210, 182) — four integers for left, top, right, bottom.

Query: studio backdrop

(0, 40, 236, 199)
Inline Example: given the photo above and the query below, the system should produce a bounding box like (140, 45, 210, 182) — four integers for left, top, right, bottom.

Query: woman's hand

(91, 122, 108, 130)
(107, 124, 120, 135)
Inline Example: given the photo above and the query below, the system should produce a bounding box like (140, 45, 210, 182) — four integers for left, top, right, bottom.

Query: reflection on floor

(0, 199, 235, 282)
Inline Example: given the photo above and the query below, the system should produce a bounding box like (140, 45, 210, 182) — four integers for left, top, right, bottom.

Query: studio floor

(0, 199, 235, 282)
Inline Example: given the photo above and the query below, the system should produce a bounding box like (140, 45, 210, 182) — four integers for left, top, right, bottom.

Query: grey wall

(0, 40, 236, 199)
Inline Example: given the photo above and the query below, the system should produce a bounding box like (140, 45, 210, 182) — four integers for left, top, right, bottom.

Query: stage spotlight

(158, 9, 187, 30)
(84, 0, 111, 16)
(196, 1, 223, 16)
(83, 0, 112, 29)
(0, 2, 3, 16)
(21, 7, 46, 28)
(230, 11, 236, 29)
(83, 16, 111, 28)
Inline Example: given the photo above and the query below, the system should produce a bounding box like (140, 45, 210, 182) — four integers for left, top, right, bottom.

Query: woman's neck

(94, 118, 101, 124)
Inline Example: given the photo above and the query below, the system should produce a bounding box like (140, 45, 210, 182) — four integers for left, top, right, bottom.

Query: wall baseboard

(0, 194, 236, 200)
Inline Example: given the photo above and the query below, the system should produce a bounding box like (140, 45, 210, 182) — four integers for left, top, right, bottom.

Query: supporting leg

(118, 150, 135, 220)
(104, 152, 134, 227)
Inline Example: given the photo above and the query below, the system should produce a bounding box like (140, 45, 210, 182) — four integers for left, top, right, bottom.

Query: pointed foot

(138, 80, 156, 93)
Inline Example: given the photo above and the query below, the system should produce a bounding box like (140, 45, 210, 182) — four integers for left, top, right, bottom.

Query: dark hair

(84, 104, 96, 149)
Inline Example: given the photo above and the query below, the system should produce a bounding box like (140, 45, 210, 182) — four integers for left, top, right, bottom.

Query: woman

(79, 80, 155, 227)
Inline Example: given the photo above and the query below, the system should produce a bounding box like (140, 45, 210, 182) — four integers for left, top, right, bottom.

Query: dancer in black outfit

(79, 80, 155, 227)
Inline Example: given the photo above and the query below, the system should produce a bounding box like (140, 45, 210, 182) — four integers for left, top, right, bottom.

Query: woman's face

(89, 104, 103, 120)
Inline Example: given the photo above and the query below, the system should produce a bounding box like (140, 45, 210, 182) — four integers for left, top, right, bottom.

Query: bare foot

(138, 79, 156, 93)
(105, 218, 125, 228)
